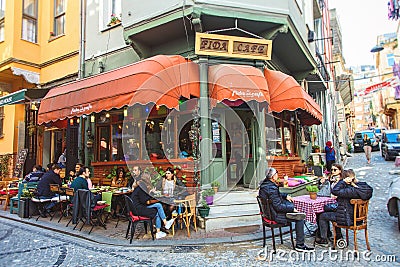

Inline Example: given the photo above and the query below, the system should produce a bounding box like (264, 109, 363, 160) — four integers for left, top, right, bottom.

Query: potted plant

(108, 14, 121, 26)
(211, 180, 220, 194)
(202, 188, 215, 205)
(312, 145, 320, 153)
(306, 185, 319, 200)
(197, 200, 210, 218)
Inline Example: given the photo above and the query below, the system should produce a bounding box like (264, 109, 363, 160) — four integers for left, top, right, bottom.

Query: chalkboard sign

(13, 149, 28, 178)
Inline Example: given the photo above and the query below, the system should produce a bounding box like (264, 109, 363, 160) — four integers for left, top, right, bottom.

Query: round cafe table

(292, 195, 337, 224)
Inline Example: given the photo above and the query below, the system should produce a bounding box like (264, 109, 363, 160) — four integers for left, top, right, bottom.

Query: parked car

(387, 175, 400, 231)
(373, 127, 387, 141)
(353, 130, 379, 152)
(381, 129, 400, 161)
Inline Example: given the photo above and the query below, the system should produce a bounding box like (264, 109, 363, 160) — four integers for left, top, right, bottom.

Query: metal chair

(256, 196, 295, 252)
(124, 195, 154, 243)
(332, 199, 370, 251)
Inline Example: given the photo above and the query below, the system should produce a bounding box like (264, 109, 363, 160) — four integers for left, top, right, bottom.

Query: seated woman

(111, 167, 128, 216)
(159, 167, 188, 218)
(130, 172, 175, 239)
(111, 167, 128, 187)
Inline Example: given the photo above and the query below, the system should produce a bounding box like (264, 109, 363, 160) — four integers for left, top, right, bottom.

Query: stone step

(205, 214, 261, 231)
(207, 203, 259, 218)
(212, 191, 259, 206)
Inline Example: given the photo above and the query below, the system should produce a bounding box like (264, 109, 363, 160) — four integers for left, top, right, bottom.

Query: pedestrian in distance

(325, 141, 336, 172)
(363, 134, 372, 164)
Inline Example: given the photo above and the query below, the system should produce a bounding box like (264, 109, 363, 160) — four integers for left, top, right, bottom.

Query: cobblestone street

(0, 151, 399, 266)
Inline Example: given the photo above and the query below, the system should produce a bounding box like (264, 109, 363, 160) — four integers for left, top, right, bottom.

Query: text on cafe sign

(195, 33, 272, 60)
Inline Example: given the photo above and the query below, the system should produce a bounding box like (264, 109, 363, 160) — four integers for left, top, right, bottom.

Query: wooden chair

(332, 199, 370, 251)
(9, 182, 38, 214)
(256, 196, 295, 252)
(0, 181, 13, 210)
(171, 194, 197, 237)
(65, 188, 75, 227)
(49, 184, 68, 222)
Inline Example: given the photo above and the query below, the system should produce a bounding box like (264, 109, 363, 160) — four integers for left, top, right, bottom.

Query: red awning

(208, 65, 269, 107)
(38, 55, 199, 124)
(264, 68, 322, 126)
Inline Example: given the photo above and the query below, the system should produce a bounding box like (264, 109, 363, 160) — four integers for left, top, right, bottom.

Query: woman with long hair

(363, 134, 372, 164)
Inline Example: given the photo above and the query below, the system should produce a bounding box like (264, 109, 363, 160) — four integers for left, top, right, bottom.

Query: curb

(0, 212, 268, 247)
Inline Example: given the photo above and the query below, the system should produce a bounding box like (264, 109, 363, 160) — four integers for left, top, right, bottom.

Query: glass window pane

(111, 124, 124, 161)
(55, 15, 65, 35)
(55, 0, 65, 15)
(22, 18, 37, 43)
(0, 0, 5, 19)
(0, 22, 4, 42)
(23, 0, 37, 17)
(98, 126, 110, 161)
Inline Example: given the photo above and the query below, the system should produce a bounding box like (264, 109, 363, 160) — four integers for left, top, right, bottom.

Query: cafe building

(37, 1, 329, 193)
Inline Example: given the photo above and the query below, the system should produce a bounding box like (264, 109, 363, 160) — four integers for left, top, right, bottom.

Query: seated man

(71, 166, 101, 202)
(259, 167, 314, 252)
(36, 164, 63, 216)
(23, 165, 44, 183)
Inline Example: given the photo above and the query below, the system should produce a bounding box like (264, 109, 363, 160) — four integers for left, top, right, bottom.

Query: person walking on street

(363, 134, 372, 164)
(325, 141, 336, 172)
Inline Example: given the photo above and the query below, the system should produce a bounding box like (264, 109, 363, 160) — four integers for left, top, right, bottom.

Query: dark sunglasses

(331, 168, 339, 171)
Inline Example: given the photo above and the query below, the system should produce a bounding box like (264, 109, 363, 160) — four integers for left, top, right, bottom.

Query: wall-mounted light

(105, 113, 110, 118)
(76, 118, 80, 124)
(90, 114, 95, 123)
(167, 118, 172, 125)
(137, 122, 141, 128)
(124, 108, 128, 117)
(69, 118, 74, 125)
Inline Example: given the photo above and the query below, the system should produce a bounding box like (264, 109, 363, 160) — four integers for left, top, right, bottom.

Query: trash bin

(18, 198, 29, 218)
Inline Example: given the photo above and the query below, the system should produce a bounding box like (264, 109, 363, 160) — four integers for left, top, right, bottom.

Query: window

(54, 0, 65, 36)
(387, 53, 395, 67)
(0, 0, 5, 42)
(102, 0, 121, 27)
(22, 0, 37, 43)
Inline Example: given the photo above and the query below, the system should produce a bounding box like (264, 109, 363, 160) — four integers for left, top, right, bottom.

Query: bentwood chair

(0, 181, 14, 211)
(171, 194, 197, 237)
(332, 199, 370, 251)
(64, 188, 75, 226)
(256, 196, 295, 252)
(49, 184, 68, 222)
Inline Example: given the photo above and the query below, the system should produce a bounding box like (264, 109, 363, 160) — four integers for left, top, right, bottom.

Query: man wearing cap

(259, 167, 314, 252)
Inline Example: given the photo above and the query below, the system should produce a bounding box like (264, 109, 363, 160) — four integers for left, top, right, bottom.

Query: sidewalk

(0, 208, 264, 247)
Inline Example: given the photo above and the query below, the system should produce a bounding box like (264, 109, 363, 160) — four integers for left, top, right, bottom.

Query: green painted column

(199, 57, 211, 185)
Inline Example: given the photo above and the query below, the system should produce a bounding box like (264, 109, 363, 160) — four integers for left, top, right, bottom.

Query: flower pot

(198, 207, 210, 218)
(212, 187, 218, 194)
(309, 192, 317, 200)
(205, 196, 214, 205)
(313, 148, 320, 153)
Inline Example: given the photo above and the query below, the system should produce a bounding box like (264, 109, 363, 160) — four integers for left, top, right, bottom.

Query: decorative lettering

(199, 38, 228, 52)
(232, 90, 264, 98)
(70, 104, 93, 114)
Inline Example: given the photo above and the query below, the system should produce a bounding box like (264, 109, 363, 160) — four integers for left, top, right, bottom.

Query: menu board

(13, 149, 28, 178)
(212, 121, 220, 143)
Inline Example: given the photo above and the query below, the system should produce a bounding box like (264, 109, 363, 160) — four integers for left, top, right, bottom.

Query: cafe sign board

(195, 33, 272, 60)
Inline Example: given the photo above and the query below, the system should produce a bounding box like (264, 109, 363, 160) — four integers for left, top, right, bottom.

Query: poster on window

(212, 121, 220, 143)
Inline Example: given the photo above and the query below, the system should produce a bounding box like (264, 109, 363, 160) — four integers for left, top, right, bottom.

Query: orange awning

(208, 65, 269, 107)
(264, 69, 322, 126)
(38, 55, 199, 124)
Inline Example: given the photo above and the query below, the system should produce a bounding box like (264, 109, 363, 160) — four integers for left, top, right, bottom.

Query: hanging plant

(0, 154, 12, 178)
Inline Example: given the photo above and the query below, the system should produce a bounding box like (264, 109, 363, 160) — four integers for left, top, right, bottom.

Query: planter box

(279, 181, 316, 197)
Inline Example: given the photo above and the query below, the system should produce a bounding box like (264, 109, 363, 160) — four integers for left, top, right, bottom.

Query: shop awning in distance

(38, 55, 200, 124)
(264, 68, 322, 126)
(208, 64, 269, 107)
(0, 88, 49, 107)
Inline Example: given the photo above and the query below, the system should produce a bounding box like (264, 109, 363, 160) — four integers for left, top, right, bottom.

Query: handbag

(323, 202, 338, 212)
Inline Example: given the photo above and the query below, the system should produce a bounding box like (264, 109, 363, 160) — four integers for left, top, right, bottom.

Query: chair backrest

(185, 193, 196, 215)
(50, 184, 60, 193)
(124, 195, 138, 217)
(102, 192, 113, 212)
(256, 196, 276, 224)
(350, 199, 369, 227)
(65, 188, 74, 197)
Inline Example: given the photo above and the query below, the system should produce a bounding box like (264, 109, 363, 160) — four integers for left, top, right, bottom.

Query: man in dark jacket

(23, 165, 44, 183)
(259, 167, 314, 252)
(317, 170, 373, 246)
(36, 164, 63, 211)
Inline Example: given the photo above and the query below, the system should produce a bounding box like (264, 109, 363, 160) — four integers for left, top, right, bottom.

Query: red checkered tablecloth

(292, 195, 337, 224)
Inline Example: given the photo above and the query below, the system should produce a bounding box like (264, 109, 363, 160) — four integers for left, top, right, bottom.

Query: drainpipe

(199, 57, 211, 186)
(78, 0, 87, 163)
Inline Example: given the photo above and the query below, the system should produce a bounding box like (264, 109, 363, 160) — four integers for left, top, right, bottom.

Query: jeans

(147, 203, 166, 229)
(319, 211, 342, 239)
(39, 195, 57, 210)
(286, 216, 305, 246)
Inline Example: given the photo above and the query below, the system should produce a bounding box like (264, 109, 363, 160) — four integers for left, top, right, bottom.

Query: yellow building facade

(0, 0, 80, 177)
